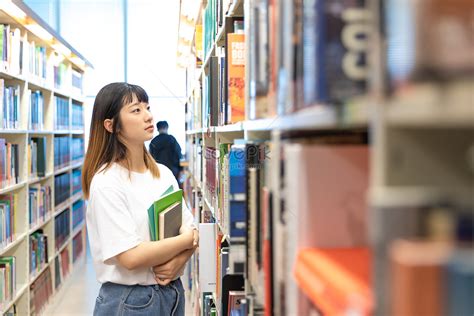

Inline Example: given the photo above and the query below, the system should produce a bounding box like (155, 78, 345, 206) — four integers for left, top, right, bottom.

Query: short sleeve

(89, 186, 142, 263)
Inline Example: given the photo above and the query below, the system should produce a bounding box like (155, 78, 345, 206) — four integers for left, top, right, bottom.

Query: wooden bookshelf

(0, 1, 90, 314)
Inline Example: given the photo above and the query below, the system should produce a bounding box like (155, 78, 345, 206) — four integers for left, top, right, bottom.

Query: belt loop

(170, 281, 180, 316)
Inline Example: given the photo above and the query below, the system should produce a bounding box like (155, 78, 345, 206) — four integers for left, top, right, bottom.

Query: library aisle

(42, 247, 99, 316)
(1, 1, 473, 316)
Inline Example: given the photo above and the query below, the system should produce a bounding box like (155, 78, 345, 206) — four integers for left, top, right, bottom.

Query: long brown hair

(82, 82, 160, 199)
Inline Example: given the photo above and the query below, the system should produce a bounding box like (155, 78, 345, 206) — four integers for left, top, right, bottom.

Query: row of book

(28, 90, 44, 130)
(54, 248, 70, 290)
(0, 256, 16, 309)
(54, 208, 70, 251)
(186, 139, 268, 314)
(72, 200, 84, 231)
(71, 137, 84, 162)
(72, 230, 84, 263)
(1, 23, 85, 91)
(0, 194, 17, 249)
(54, 62, 68, 90)
(0, 25, 23, 76)
(389, 238, 473, 316)
(54, 136, 71, 169)
(71, 70, 83, 96)
(54, 96, 69, 130)
(202, 291, 247, 316)
(72, 169, 82, 195)
(28, 42, 47, 82)
(189, 21, 245, 130)
(185, 134, 374, 315)
(0, 139, 19, 189)
(0, 24, 51, 84)
(28, 137, 46, 179)
(202, 0, 218, 61)
(370, 204, 474, 316)
(28, 184, 52, 229)
(1, 88, 83, 132)
(54, 172, 71, 207)
(0, 82, 20, 130)
(30, 230, 48, 277)
(30, 267, 52, 315)
(71, 102, 84, 130)
(187, 0, 372, 126)
(54, 136, 84, 169)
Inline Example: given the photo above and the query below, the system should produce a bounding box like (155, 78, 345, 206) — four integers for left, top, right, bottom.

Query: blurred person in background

(149, 121, 183, 182)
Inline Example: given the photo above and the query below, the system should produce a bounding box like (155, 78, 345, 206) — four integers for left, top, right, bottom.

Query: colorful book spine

(28, 184, 52, 228)
(29, 230, 48, 277)
(54, 172, 71, 207)
(227, 32, 246, 123)
(30, 267, 52, 315)
(72, 230, 84, 263)
(228, 143, 246, 241)
(0, 256, 16, 306)
(0, 140, 19, 188)
(72, 200, 84, 230)
(0, 193, 17, 247)
(54, 208, 70, 250)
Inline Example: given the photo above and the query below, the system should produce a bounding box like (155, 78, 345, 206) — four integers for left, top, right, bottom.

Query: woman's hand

(179, 225, 199, 248)
(153, 255, 183, 285)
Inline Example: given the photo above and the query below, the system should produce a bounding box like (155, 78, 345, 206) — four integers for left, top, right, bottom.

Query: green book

(33, 137, 46, 177)
(0, 256, 15, 298)
(147, 186, 182, 241)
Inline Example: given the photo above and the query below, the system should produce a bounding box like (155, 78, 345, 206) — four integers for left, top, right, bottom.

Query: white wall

(126, 0, 187, 151)
(27, 0, 188, 153)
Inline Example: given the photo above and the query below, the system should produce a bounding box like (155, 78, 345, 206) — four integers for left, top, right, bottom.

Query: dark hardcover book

(210, 56, 220, 126)
(158, 201, 182, 240)
(222, 275, 245, 316)
(34, 137, 46, 177)
(303, 0, 368, 106)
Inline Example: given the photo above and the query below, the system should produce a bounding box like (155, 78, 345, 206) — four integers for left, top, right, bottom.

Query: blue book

(448, 249, 474, 316)
(229, 201, 246, 239)
(229, 143, 246, 198)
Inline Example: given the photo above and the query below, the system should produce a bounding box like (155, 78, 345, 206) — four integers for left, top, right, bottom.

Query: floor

(44, 243, 193, 315)
(44, 245, 101, 316)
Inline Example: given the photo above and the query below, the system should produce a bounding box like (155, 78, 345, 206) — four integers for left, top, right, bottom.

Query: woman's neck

(122, 142, 147, 173)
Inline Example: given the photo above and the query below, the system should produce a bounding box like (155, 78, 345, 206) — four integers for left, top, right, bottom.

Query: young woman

(83, 82, 198, 315)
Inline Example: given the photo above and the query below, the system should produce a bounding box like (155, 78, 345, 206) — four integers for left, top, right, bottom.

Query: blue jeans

(93, 279, 185, 316)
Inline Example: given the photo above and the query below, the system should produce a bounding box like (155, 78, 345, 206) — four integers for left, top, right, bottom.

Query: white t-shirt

(86, 162, 195, 285)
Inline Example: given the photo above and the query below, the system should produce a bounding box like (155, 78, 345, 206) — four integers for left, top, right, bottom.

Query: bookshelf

(0, 1, 91, 315)
(179, 0, 371, 315)
(370, 1, 474, 315)
(180, 0, 473, 315)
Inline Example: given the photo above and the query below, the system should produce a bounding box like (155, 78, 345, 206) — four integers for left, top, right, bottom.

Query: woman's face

(118, 96, 154, 145)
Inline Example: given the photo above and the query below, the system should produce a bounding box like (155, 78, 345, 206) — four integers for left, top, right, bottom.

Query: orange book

(227, 33, 245, 123)
(390, 240, 452, 316)
(294, 248, 373, 316)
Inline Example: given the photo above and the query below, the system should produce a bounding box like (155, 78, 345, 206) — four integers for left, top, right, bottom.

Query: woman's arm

(153, 245, 197, 285)
(116, 228, 194, 270)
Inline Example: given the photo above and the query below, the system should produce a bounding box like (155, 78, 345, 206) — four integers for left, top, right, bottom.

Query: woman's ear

(103, 119, 114, 133)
